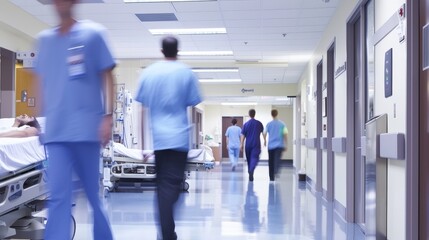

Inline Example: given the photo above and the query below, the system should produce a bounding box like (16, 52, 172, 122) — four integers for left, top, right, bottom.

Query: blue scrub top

(34, 20, 116, 143)
(225, 125, 242, 149)
(265, 119, 287, 150)
(242, 118, 264, 149)
(135, 60, 202, 151)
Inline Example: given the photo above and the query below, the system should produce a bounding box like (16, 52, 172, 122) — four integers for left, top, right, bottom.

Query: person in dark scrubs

(240, 109, 264, 181)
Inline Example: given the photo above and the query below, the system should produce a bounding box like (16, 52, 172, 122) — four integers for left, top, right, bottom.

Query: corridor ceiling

(8, 0, 339, 85)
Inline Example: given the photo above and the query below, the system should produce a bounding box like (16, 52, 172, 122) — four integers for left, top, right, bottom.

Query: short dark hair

(271, 109, 278, 118)
(162, 36, 178, 58)
(231, 118, 237, 125)
(18, 118, 41, 131)
(249, 109, 256, 118)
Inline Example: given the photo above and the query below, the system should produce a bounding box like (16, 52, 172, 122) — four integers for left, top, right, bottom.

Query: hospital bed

(0, 118, 48, 239)
(103, 142, 215, 195)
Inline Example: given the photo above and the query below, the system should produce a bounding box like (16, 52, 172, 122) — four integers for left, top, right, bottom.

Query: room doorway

(221, 116, 244, 159)
(345, 0, 374, 226)
(192, 107, 203, 149)
(326, 41, 335, 202)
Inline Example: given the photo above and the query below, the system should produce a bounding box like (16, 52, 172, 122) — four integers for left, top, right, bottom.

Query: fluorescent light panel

(192, 68, 238, 73)
(125, 0, 215, 2)
(275, 97, 289, 101)
(221, 102, 257, 106)
(179, 51, 233, 56)
(149, 28, 226, 35)
(199, 79, 241, 83)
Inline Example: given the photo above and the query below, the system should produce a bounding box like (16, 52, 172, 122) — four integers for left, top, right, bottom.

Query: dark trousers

(268, 148, 283, 181)
(154, 149, 188, 240)
(245, 147, 261, 175)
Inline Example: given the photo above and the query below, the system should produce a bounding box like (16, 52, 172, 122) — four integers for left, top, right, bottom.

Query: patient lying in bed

(0, 114, 40, 138)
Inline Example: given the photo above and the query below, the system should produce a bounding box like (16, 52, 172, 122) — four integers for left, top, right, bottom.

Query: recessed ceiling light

(275, 97, 289, 101)
(149, 28, 226, 35)
(199, 79, 242, 83)
(179, 51, 233, 56)
(221, 102, 257, 106)
(192, 68, 239, 73)
(125, 0, 216, 2)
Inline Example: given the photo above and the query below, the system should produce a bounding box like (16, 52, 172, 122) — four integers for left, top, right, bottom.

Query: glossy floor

(72, 162, 366, 240)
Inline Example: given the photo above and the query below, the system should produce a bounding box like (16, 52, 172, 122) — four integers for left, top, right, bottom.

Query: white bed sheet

(112, 142, 214, 163)
(0, 136, 46, 177)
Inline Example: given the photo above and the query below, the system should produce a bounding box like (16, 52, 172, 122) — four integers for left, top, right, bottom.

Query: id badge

(68, 45, 86, 79)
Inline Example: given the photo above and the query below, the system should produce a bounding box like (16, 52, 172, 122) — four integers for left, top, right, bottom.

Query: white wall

(0, 23, 33, 52)
(292, 97, 301, 170)
(0, 1, 48, 52)
(297, 0, 359, 202)
(297, 0, 407, 239)
(299, 78, 308, 174)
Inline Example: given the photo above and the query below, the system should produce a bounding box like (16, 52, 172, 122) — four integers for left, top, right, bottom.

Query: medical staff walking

(225, 118, 242, 171)
(241, 109, 264, 182)
(135, 36, 202, 240)
(34, 0, 115, 239)
(263, 109, 288, 181)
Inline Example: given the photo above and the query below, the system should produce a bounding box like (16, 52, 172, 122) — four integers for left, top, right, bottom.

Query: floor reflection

(242, 182, 262, 233)
(71, 161, 366, 240)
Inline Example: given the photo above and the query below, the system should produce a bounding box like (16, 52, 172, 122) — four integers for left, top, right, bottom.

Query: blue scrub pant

(154, 149, 188, 240)
(245, 147, 261, 175)
(228, 147, 239, 167)
(44, 142, 113, 240)
(268, 148, 283, 181)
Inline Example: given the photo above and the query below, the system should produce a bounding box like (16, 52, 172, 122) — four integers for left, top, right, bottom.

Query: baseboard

(322, 189, 328, 199)
(334, 199, 346, 220)
(306, 176, 317, 194)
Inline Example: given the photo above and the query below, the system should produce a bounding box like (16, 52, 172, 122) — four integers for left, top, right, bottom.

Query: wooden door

(15, 67, 41, 117)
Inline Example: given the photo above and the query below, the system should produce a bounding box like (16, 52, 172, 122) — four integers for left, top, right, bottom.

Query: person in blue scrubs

(263, 109, 288, 181)
(225, 118, 242, 171)
(34, 0, 115, 239)
(241, 109, 264, 181)
(135, 36, 202, 240)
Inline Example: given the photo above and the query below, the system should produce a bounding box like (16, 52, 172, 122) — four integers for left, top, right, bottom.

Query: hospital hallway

(71, 162, 366, 240)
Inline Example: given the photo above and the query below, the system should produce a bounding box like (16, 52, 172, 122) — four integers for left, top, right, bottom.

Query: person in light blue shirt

(34, 1, 115, 239)
(263, 109, 288, 181)
(135, 36, 202, 240)
(225, 118, 242, 171)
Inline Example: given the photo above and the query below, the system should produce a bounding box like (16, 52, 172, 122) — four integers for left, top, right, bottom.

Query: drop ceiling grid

(5, 0, 341, 87)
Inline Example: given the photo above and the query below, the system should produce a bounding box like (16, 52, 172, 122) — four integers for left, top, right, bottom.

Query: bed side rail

(0, 169, 48, 216)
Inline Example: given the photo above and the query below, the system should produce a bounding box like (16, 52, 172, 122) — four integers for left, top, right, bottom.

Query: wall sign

(27, 97, 35, 107)
(241, 88, 254, 93)
(322, 82, 327, 91)
(385, 48, 393, 98)
(334, 61, 347, 79)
